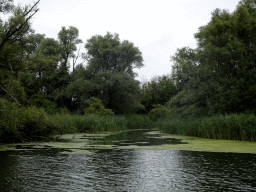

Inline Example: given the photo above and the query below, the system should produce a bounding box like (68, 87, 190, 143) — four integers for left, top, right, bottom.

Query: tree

(0, 0, 40, 105)
(85, 32, 143, 77)
(84, 97, 114, 116)
(66, 64, 99, 113)
(170, 0, 256, 115)
(194, 2, 256, 114)
(0, 0, 14, 14)
(48, 26, 83, 109)
(140, 75, 178, 112)
(58, 26, 83, 69)
(83, 32, 144, 114)
(0, 0, 40, 51)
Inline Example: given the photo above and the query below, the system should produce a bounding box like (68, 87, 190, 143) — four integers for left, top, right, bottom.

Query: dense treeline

(170, 0, 256, 116)
(0, 0, 256, 142)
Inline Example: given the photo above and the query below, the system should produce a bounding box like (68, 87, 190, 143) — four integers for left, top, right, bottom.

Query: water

(1, 130, 256, 191)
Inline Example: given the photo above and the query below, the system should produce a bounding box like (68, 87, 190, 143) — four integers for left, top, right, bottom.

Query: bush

(148, 104, 171, 121)
(27, 91, 58, 114)
(17, 106, 54, 140)
(0, 101, 54, 142)
(0, 98, 20, 141)
(84, 97, 114, 116)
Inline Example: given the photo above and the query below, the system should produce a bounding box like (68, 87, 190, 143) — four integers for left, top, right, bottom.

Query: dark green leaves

(171, 0, 256, 115)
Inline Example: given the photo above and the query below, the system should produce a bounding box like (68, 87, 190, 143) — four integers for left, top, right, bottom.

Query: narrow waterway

(0, 129, 256, 191)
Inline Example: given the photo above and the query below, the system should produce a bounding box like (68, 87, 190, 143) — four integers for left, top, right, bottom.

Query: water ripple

(1, 147, 256, 191)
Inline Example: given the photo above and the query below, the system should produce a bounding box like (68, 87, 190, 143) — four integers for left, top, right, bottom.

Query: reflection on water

(0, 130, 256, 191)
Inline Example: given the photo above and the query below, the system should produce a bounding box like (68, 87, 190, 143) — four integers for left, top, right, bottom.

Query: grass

(156, 113, 256, 142)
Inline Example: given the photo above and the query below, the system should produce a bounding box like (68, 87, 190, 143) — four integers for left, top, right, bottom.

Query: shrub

(0, 101, 54, 142)
(84, 97, 114, 116)
(16, 106, 54, 140)
(0, 98, 20, 141)
(27, 91, 58, 114)
(148, 104, 171, 121)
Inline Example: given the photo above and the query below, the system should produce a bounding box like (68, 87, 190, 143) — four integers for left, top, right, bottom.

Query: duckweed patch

(1, 130, 256, 154)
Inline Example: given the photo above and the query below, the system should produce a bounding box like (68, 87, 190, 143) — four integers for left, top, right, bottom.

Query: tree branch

(0, 0, 40, 50)
(0, 85, 21, 105)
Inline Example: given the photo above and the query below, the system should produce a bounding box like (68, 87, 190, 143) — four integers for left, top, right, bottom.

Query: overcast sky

(14, 0, 241, 81)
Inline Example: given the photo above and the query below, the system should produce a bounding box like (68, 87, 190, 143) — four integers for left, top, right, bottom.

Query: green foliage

(84, 97, 114, 116)
(148, 104, 171, 121)
(49, 114, 127, 133)
(48, 113, 78, 135)
(140, 75, 178, 112)
(84, 32, 144, 114)
(47, 114, 154, 134)
(58, 26, 82, 68)
(1, 78, 26, 105)
(166, 90, 208, 117)
(154, 117, 200, 135)
(26, 91, 58, 114)
(124, 115, 153, 129)
(0, 98, 19, 138)
(85, 32, 143, 75)
(2, 0, 256, 144)
(17, 106, 53, 140)
(170, 1, 256, 115)
(0, 100, 54, 142)
(0, 0, 14, 14)
(74, 115, 127, 133)
(156, 113, 256, 141)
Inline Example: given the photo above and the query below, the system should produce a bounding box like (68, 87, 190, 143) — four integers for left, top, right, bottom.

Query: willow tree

(194, 1, 256, 114)
(171, 0, 256, 115)
(83, 32, 144, 114)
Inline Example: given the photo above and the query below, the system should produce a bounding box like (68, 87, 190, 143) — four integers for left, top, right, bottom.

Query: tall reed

(49, 114, 128, 134)
(156, 113, 256, 141)
(124, 115, 153, 129)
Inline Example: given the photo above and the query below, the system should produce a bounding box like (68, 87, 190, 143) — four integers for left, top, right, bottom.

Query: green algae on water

(1, 130, 256, 154)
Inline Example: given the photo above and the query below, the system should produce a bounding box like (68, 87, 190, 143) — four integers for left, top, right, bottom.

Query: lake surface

(1, 129, 256, 191)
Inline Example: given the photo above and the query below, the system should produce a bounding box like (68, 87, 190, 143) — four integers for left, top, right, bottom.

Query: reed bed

(156, 113, 256, 141)
(49, 114, 128, 134)
(124, 115, 153, 129)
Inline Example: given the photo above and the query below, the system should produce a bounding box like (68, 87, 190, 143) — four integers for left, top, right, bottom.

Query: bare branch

(0, 85, 21, 106)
